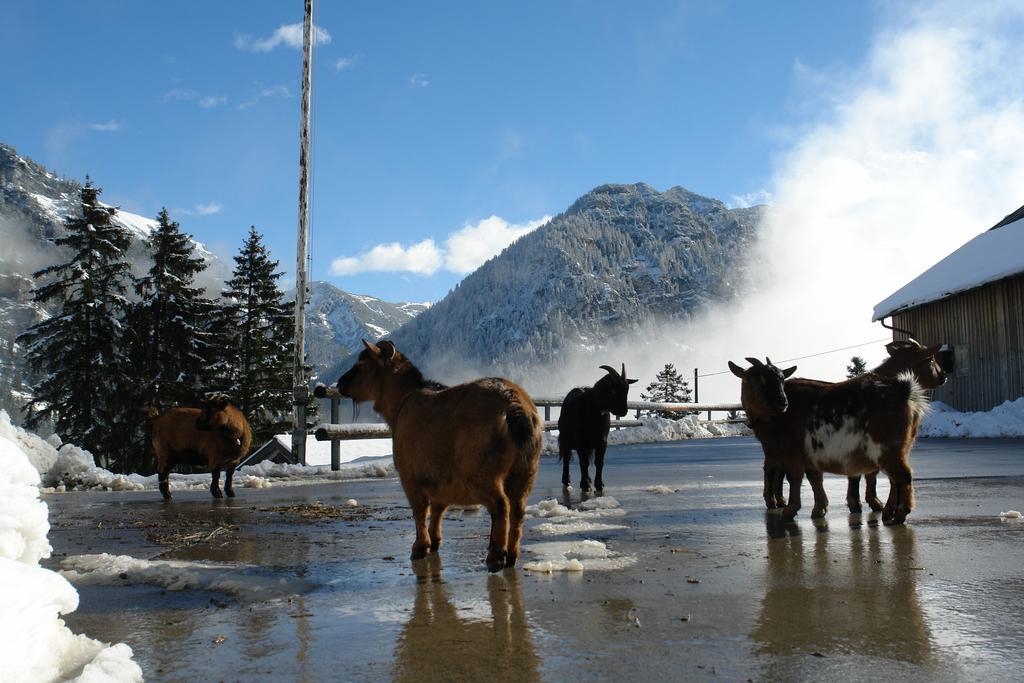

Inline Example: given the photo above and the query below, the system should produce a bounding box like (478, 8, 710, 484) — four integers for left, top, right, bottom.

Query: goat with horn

(557, 363, 638, 492)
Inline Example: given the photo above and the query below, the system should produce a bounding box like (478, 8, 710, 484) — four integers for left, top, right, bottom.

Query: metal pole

(330, 396, 340, 471)
(292, 0, 313, 466)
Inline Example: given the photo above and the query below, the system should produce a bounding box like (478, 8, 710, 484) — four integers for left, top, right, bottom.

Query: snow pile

(0, 434, 142, 682)
(999, 510, 1021, 519)
(919, 398, 1024, 438)
(241, 457, 394, 483)
(527, 496, 627, 536)
(542, 415, 750, 453)
(522, 539, 637, 573)
(60, 553, 309, 598)
(644, 485, 677, 494)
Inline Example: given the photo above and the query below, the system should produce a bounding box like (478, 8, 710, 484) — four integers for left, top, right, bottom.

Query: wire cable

(696, 337, 890, 378)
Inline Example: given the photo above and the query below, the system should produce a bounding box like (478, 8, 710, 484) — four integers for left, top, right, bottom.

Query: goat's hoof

(504, 551, 518, 569)
(486, 556, 506, 573)
(811, 507, 827, 519)
(410, 546, 428, 560)
(781, 506, 799, 521)
(847, 500, 863, 514)
(581, 483, 592, 492)
(211, 490, 223, 499)
(595, 483, 604, 492)
(429, 539, 441, 552)
(867, 497, 884, 512)
(225, 489, 235, 498)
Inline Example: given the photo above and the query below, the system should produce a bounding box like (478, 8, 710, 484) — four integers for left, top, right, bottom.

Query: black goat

(558, 364, 637, 491)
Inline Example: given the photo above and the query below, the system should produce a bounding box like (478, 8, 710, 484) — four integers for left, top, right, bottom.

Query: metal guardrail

(313, 418, 646, 442)
(311, 383, 740, 470)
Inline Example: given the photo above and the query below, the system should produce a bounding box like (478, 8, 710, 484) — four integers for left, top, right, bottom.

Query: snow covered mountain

(386, 182, 765, 388)
(300, 281, 429, 382)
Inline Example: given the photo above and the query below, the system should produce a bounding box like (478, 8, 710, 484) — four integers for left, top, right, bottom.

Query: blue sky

(1, 1, 878, 302)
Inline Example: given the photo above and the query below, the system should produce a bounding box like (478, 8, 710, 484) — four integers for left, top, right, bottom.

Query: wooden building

(873, 205, 1024, 412)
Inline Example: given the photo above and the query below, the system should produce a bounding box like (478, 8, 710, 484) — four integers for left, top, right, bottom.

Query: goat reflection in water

(394, 555, 541, 683)
(754, 515, 935, 672)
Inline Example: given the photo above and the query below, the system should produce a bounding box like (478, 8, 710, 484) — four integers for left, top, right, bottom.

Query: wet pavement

(47, 437, 1024, 682)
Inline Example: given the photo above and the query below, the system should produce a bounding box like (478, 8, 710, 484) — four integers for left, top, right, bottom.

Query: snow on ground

(541, 415, 750, 454)
(919, 398, 1024, 438)
(1, 408, 395, 494)
(523, 496, 635, 570)
(59, 554, 311, 599)
(267, 433, 393, 468)
(0, 431, 142, 682)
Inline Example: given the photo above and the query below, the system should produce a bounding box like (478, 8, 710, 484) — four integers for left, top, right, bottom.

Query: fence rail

(310, 383, 740, 470)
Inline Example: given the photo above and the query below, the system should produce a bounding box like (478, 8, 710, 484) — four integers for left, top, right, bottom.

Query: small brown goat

(337, 340, 543, 572)
(731, 357, 929, 524)
(761, 339, 948, 513)
(152, 395, 252, 500)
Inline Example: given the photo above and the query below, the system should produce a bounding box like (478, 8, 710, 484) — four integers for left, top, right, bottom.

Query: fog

(516, 2, 1024, 404)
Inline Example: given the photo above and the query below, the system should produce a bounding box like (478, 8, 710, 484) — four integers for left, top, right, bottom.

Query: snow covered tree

(121, 208, 214, 472)
(847, 355, 868, 378)
(640, 363, 692, 420)
(207, 226, 314, 444)
(17, 180, 133, 467)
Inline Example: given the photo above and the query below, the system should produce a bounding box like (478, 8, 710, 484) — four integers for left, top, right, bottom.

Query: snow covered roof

(872, 205, 1024, 320)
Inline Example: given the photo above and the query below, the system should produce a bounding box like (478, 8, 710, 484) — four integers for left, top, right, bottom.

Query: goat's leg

(773, 467, 786, 507)
(410, 495, 431, 560)
(864, 471, 883, 512)
(224, 465, 236, 498)
(428, 503, 448, 553)
(808, 470, 829, 519)
(560, 446, 572, 488)
(883, 461, 914, 525)
(579, 449, 593, 492)
(485, 492, 510, 573)
(764, 461, 782, 509)
(846, 475, 863, 513)
(210, 465, 223, 498)
(158, 464, 172, 500)
(594, 443, 607, 491)
(781, 466, 804, 521)
(504, 468, 536, 569)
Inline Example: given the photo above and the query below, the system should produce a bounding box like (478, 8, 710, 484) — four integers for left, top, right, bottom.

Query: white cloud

(198, 95, 228, 108)
(444, 215, 551, 274)
(87, 120, 120, 132)
(161, 89, 227, 108)
(334, 55, 359, 72)
(234, 23, 331, 52)
(408, 73, 430, 88)
(238, 84, 291, 109)
(330, 240, 443, 276)
(728, 189, 773, 209)
(329, 215, 551, 277)
(174, 202, 224, 217)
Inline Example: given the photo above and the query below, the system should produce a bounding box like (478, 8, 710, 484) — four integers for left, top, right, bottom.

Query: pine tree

(847, 356, 868, 378)
(640, 363, 693, 420)
(208, 226, 314, 445)
(17, 180, 133, 467)
(122, 208, 214, 472)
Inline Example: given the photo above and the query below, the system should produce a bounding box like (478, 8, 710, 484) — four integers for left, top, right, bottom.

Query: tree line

(16, 180, 314, 473)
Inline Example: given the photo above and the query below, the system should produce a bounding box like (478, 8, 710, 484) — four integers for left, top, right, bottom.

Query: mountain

(301, 281, 429, 382)
(386, 183, 765, 389)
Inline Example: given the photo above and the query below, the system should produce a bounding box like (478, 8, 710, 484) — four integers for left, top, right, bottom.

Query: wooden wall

(893, 274, 1024, 412)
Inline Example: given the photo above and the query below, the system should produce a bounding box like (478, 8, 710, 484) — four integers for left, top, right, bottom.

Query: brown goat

(152, 395, 252, 500)
(731, 357, 929, 524)
(337, 340, 543, 572)
(761, 340, 947, 513)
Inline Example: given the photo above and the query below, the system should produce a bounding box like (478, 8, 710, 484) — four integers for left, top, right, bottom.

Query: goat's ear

(782, 366, 797, 378)
(378, 340, 396, 361)
(728, 361, 745, 378)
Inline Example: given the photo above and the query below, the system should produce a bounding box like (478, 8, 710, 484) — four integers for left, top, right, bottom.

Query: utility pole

(292, 0, 312, 465)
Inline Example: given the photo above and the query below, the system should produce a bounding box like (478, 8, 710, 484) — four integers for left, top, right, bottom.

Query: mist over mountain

(385, 183, 765, 392)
